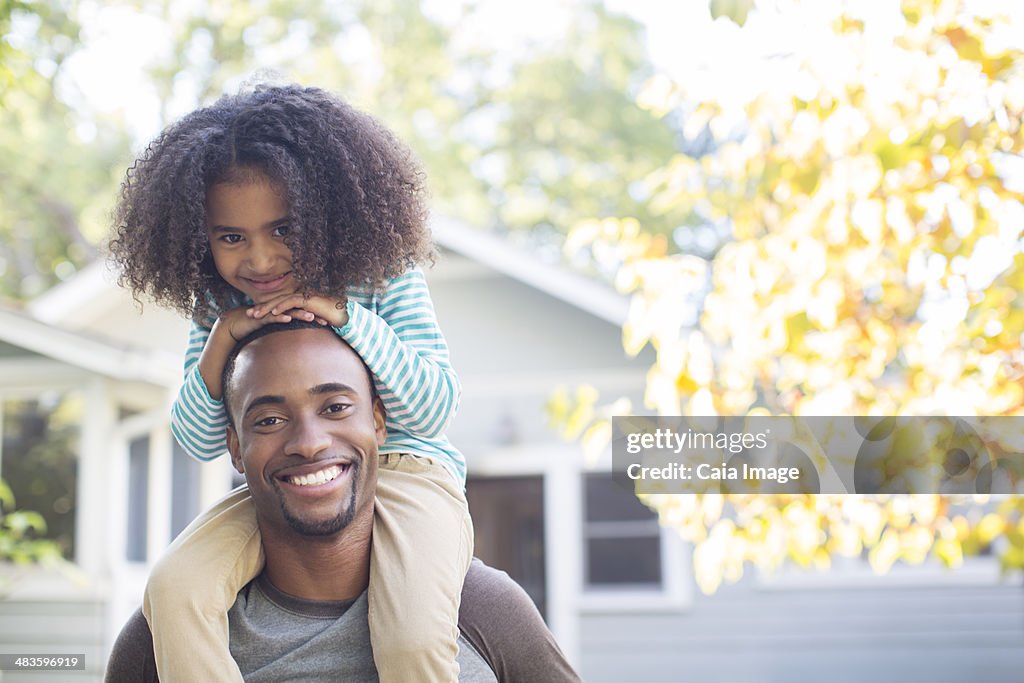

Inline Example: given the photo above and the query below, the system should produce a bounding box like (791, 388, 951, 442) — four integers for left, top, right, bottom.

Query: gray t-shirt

(228, 575, 497, 682)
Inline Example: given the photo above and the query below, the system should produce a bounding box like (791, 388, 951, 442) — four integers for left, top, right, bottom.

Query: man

(105, 321, 580, 682)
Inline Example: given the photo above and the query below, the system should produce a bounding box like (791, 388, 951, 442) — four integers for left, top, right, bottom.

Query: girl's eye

(272, 225, 290, 238)
(219, 234, 244, 244)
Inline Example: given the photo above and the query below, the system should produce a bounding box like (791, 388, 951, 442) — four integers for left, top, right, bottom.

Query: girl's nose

(246, 240, 284, 273)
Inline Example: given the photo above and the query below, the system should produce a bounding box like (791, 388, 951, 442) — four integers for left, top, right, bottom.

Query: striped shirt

(170, 268, 466, 485)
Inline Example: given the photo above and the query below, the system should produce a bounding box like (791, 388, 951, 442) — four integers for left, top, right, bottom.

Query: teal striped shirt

(170, 268, 466, 485)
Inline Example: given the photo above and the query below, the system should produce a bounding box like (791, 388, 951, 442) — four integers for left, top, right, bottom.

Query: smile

(243, 271, 293, 292)
(283, 463, 349, 487)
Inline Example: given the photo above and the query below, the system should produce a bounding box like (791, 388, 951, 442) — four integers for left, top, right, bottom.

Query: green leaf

(709, 0, 754, 26)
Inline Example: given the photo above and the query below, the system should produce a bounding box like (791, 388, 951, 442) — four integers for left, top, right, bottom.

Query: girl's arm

(171, 319, 231, 461)
(172, 305, 298, 461)
(337, 268, 461, 439)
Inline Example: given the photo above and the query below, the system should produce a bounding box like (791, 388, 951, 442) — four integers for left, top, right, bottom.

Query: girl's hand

(248, 293, 349, 328)
(219, 305, 296, 342)
(200, 306, 297, 400)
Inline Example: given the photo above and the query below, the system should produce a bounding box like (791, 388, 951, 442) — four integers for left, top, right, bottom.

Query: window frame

(578, 470, 692, 612)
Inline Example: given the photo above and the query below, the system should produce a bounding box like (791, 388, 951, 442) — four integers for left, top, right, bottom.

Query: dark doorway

(465, 475, 547, 618)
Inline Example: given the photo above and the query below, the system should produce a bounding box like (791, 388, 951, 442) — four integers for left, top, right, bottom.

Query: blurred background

(1, 0, 1023, 681)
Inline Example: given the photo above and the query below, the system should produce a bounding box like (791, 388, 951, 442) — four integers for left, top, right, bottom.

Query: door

(465, 475, 547, 618)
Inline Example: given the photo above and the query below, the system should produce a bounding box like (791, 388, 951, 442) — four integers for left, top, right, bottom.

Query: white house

(0, 220, 1021, 682)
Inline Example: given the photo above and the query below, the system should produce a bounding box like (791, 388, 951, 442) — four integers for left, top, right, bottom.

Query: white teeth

(286, 465, 343, 487)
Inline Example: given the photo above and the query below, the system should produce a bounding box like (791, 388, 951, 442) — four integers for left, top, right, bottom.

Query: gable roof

(31, 221, 630, 329)
(27, 259, 119, 325)
(0, 304, 178, 386)
(21, 218, 629, 375)
(431, 217, 629, 327)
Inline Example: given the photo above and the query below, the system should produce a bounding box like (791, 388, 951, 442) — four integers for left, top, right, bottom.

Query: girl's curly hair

(109, 84, 433, 320)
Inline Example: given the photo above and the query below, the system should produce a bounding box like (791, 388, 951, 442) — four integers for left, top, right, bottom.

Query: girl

(109, 84, 471, 682)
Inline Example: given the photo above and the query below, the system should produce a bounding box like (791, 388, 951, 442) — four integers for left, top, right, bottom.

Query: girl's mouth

(243, 271, 293, 292)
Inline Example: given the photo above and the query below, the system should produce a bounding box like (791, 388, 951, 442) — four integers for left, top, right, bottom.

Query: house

(1, 220, 1022, 682)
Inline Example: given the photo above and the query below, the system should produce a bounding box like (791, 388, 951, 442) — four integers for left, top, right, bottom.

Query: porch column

(545, 444, 582, 668)
(77, 378, 117, 575)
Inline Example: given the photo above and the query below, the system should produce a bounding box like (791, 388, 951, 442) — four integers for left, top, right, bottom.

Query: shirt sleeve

(170, 316, 231, 462)
(459, 559, 583, 682)
(103, 608, 160, 683)
(334, 268, 461, 439)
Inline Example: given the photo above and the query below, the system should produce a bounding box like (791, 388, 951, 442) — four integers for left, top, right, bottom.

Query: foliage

(0, 478, 63, 566)
(0, 0, 133, 300)
(709, 0, 754, 26)
(1, 0, 678, 302)
(564, 0, 1024, 592)
(1, 397, 79, 559)
(11, 0, 1022, 595)
(135, 0, 682, 240)
(474, 3, 686, 240)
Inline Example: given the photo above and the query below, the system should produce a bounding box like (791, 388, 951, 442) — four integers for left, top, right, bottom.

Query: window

(582, 472, 662, 589)
(170, 441, 201, 539)
(126, 436, 150, 562)
(0, 395, 80, 560)
(466, 476, 547, 617)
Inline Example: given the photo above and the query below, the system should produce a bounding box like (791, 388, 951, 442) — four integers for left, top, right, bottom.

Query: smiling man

(222, 321, 384, 610)
(105, 321, 582, 682)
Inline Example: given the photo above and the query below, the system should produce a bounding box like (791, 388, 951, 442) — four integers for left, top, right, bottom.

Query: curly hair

(108, 84, 433, 320)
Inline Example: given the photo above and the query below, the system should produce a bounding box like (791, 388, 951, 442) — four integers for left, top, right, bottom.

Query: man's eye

(324, 403, 351, 415)
(255, 416, 283, 427)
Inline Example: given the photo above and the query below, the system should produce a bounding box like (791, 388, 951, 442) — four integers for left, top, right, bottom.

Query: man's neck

(259, 512, 373, 601)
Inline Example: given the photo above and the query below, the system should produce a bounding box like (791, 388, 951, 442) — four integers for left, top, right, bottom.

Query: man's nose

(285, 416, 331, 458)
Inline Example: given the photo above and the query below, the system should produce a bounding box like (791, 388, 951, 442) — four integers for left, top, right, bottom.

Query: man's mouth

(281, 463, 350, 487)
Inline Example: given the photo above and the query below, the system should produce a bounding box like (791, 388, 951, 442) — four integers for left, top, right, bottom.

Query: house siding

(579, 578, 1024, 682)
(9, 240, 1024, 681)
(0, 590, 106, 682)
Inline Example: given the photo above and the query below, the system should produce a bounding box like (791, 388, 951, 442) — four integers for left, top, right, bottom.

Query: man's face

(225, 328, 385, 538)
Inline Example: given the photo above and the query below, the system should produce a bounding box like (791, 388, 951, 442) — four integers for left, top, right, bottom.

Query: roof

(0, 304, 178, 386)
(27, 259, 118, 325)
(32, 221, 630, 328)
(18, 219, 627, 379)
(431, 218, 629, 327)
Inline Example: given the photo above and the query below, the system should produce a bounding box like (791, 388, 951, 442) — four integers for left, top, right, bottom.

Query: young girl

(109, 84, 472, 682)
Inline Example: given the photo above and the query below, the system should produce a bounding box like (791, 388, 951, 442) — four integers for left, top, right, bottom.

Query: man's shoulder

(460, 560, 582, 683)
(106, 560, 581, 682)
(104, 608, 158, 683)
(105, 604, 495, 683)
(231, 580, 497, 682)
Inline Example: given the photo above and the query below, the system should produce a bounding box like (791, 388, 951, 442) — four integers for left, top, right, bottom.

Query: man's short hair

(221, 320, 376, 427)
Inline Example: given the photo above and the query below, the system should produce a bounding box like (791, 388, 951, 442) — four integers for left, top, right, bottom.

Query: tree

(0, 2, 95, 567)
(474, 2, 686, 240)
(2, 0, 675, 301)
(0, 0, 133, 300)
(563, 0, 1024, 592)
(139, 0, 679, 241)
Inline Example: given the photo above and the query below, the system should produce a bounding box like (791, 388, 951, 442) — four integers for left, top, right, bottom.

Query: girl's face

(206, 178, 298, 304)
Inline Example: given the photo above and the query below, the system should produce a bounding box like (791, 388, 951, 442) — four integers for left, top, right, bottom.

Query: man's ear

(227, 425, 244, 474)
(373, 397, 387, 446)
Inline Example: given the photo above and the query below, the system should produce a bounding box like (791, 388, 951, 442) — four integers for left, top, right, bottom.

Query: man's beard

(273, 462, 360, 537)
